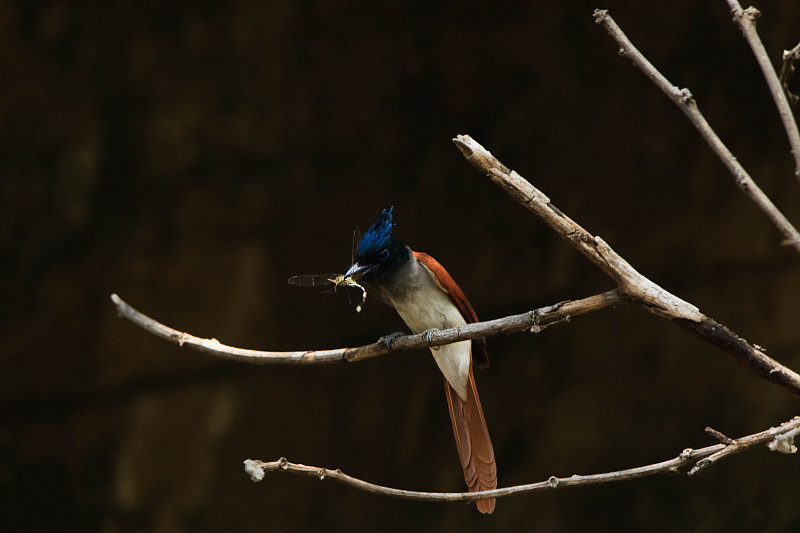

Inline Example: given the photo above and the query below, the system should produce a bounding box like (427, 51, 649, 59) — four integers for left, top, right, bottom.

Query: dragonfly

(287, 273, 368, 313)
(287, 228, 368, 312)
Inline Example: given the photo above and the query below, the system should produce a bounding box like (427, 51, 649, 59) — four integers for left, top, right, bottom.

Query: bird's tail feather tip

(476, 498, 496, 514)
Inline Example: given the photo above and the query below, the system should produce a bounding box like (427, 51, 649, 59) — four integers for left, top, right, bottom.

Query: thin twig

(688, 417, 800, 475)
(243, 417, 800, 504)
(779, 42, 800, 106)
(593, 9, 800, 252)
(725, 1, 800, 177)
(705, 426, 734, 445)
(452, 134, 800, 398)
(110, 291, 624, 365)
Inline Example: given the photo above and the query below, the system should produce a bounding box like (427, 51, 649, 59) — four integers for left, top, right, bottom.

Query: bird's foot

(423, 328, 440, 350)
(379, 331, 405, 351)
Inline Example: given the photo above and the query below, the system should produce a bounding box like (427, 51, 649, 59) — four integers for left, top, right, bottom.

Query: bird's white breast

(383, 260, 471, 400)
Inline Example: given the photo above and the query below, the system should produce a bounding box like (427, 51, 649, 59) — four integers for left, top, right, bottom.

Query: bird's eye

(379, 249, 390, 261)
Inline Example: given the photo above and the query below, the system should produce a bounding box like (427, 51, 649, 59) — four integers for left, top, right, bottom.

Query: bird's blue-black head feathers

(357, 207, 394, 258)
(353, 207, 410, 280)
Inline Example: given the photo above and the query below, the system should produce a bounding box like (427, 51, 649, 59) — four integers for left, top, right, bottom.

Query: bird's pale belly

(391, 286, 471, 401)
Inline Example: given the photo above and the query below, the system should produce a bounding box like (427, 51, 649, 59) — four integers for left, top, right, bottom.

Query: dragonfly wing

(287, 274, 339, 288)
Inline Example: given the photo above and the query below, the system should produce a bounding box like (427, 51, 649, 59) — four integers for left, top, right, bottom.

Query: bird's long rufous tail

(445, 367, 497, 514)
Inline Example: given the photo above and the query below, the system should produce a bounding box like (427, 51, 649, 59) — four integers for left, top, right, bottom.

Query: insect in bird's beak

(329, 274, 367, 313)
(287, 272, 368, 313)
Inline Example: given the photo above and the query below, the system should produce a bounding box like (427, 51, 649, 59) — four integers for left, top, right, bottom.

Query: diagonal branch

(725, 1, 800, 178)
(593, 9, 800, 252)
(452, 134, 800, 398)
(243, 416, 800, 505)
(110, 290, 624, 365)
(451, 137, 701, 322)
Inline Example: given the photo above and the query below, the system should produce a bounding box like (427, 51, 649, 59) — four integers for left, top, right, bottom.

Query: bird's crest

(356, 206, 394, 257)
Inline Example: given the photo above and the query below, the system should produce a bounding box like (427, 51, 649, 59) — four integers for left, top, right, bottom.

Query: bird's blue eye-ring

(379, 249, 390, 261)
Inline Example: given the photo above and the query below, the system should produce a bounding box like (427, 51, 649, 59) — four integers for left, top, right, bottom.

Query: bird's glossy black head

(346, 207, 411, 285)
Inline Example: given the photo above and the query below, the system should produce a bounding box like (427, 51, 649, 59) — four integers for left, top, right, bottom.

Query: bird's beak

(344, 262, 373, 281)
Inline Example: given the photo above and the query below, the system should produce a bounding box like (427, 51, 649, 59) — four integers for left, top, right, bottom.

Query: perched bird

(344, 206, 497, 513)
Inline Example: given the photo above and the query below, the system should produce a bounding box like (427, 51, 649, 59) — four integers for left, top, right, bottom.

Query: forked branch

(593, 9, 800, 251)
(724, 0, 800, 177)
(243, 417, 800, 505)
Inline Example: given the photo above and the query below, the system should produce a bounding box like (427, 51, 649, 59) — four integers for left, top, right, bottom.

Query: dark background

(2, 0, 800, 531)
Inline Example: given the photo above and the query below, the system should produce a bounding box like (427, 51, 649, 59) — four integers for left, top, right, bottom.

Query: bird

(344, 206, 497, 513)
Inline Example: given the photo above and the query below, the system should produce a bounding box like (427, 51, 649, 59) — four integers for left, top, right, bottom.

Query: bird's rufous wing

(412, 251, 488, 368)
(413, 250, 497, 513)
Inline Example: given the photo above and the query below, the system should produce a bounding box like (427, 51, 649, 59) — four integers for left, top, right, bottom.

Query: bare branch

(450, 137, 703, 321)
(593, 9, 800, 252)
(725, 1, 800, 177)
(243, 417, 800, 504)
(705, 426, 735, 445)
(110, 290, 624, 365)
(674, 317, 800, 394)
(110, 293, 355, 365)
(780, 42, 800, 106)
(688, 417, 800, 475)
(452, 134, 800, 398)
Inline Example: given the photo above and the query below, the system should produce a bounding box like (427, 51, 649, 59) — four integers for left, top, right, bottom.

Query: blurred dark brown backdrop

(2, 0, 800, 531)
